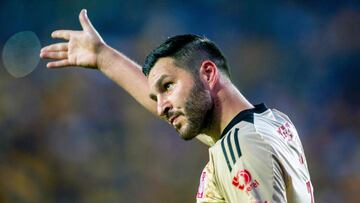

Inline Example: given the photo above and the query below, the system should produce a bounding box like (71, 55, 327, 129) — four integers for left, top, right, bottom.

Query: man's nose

(157, 97, 171, 118)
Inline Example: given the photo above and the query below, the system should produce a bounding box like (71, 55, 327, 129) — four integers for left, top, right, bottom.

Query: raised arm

(40, 9, 156, 114)
(40, 9, 215, 146)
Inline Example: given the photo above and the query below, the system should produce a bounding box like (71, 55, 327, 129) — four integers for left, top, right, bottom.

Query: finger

(47, 59, 71, 68)
(41, 42, 68, 52)
(79, 9, 95, 32)
(51, 30, 76, 40)
(40, 51, 68, 60)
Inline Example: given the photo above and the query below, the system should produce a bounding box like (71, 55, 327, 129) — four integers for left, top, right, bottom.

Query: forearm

(97, 44, 157, 115)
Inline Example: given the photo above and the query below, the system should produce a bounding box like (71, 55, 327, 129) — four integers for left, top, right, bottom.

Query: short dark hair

(142, 34, 230, 78)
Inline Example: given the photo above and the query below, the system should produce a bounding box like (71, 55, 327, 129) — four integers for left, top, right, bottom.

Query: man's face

(148, 57, 213, 140)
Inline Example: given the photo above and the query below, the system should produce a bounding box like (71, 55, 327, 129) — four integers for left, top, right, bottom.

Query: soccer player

(40, 10, 314, 203)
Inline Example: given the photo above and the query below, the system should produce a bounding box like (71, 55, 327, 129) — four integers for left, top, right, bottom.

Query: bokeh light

(2, 31, 40, 78)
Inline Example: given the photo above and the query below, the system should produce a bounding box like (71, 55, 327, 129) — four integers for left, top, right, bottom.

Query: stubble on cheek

(178, 85, 212, 140)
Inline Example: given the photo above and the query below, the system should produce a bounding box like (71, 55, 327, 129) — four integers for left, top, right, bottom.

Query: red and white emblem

(232, 169, 252, 190)
(232, 169, 260, 195)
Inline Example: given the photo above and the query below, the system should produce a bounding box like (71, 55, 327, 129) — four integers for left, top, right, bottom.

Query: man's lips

(169, 115, 180, 125)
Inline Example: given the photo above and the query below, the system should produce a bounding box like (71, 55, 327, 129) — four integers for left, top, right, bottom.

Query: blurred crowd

(0, 0, 359, 202)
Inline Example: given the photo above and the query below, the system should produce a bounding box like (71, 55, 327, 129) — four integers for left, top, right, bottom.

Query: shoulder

(210, 121, 264, 174)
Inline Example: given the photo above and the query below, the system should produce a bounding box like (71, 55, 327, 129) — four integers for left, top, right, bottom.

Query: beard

(176, 78, 213, 140)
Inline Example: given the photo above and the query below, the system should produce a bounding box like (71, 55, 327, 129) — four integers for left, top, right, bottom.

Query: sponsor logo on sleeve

(277, 122, 293, 141)
(232, 169, 260, 195)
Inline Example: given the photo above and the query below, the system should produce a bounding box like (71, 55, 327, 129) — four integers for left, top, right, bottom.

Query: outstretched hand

(40, 9, 105, 69)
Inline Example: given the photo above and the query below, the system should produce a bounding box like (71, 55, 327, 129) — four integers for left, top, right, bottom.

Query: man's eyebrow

(148, 74, 169, 101)
(155, 74, 169, 89)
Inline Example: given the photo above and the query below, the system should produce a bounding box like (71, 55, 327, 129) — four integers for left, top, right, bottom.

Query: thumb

(79, 9, 95, 32)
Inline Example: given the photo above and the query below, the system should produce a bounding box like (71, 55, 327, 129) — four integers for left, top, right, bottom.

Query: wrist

(96, 43, 111, 70)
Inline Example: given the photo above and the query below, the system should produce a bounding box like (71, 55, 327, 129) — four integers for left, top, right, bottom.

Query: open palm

(40, 9, 104, 69)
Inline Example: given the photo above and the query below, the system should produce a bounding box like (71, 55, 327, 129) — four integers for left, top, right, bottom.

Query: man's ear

(199, 60, 218, 89)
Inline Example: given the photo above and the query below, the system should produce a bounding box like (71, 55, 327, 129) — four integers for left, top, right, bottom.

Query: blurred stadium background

(0, 0, 359, 202)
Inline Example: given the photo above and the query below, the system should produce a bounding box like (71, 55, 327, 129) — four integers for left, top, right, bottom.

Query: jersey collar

(220, 103, 268, 138)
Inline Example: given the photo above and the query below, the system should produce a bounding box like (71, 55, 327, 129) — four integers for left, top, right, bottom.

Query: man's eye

(164, 82, 173, 91)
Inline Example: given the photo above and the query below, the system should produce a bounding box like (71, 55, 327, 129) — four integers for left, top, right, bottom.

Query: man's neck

(219, 83, 254, 134)
(203, 81, 253, 143)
